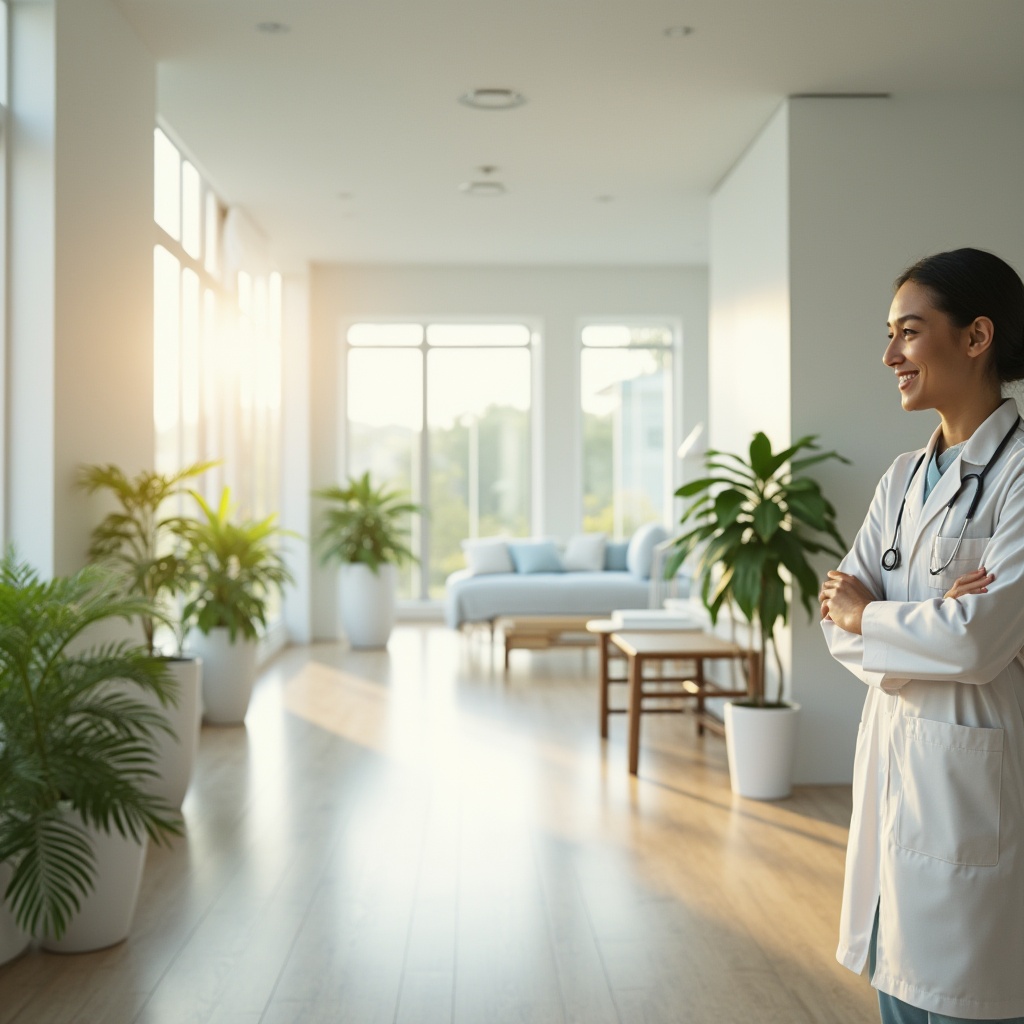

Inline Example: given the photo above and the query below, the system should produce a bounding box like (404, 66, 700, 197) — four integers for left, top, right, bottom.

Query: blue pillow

(507, 539, 564, 574)
(604, 540, 630, 571)
(626, 522, 669, 579)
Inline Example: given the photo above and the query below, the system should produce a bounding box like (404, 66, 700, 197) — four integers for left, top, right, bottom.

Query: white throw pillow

(461, 538, 514, 575)
(562, 532, 607, 572)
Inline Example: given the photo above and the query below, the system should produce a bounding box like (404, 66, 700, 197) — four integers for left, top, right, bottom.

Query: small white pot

(0, 863, 30, 966)
(339, 563, 396, 649)
(724, 701, 801, 800)
(143, 657, 202, 809)
(41, 815, 148, 954)
(190, 629, 257, 726)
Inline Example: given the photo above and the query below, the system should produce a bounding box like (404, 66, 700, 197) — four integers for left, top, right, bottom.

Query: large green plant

(314, 472, 421, 572)
(666, 432, 848, 706)
(0, 554, 182, 939)
(79, 462, 216, 656)
(172, 488, 294, 642)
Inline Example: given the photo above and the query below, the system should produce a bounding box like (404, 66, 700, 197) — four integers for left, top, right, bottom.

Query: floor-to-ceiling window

(346, 323, 533, 600)
(580, 324, 675, 537)
(153, 127, 282, 521)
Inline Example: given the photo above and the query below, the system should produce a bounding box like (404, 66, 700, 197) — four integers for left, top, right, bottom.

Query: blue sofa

(443, 525, 674, 629)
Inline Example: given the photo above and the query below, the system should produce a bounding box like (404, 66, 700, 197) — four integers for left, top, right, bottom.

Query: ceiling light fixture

(663, 25, 695, 38)
(256, 21, 290, 34)
(459, 164, 507, 197)
(458, 88, 527, 111)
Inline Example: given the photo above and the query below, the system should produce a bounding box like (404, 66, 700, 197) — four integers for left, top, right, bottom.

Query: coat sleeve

(821, 466, 906, 692)
(861, 472, 1024, 685)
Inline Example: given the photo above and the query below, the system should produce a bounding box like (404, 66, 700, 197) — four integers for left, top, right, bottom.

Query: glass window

(348, 347, 424, 600)
(346, 322, 533, 601)
(153, 245, 181, 475)
(348, 323, 424, 347)
(181, 161, 202, 260)
(581, 325, 674, 538)
(426, 324, 530, 347)
(154, 129, 181, 240)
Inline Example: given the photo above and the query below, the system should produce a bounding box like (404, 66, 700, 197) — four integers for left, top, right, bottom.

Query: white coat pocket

(896, 716, 1003, 866)
(926, 536, 991, 593)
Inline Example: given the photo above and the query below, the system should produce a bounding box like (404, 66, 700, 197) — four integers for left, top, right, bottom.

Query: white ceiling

(113, 0, 1024, 269)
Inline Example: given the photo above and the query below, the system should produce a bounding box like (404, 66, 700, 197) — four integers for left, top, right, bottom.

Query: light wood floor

(0, 626, 877, 1023)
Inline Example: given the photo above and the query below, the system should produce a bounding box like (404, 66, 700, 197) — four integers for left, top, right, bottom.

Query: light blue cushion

(604, 540, 630, 571)
(507, 539, 564, 574)
(626, 522, 669, 579)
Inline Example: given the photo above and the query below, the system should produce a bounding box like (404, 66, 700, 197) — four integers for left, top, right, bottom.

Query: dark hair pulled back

(895, 247, 1024, 383)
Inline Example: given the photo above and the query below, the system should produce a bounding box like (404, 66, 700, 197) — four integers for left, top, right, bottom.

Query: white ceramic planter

(144, 657, 202, 809)
(41, 816, 148, 954)
(339, 563, 396, 649)
(724, 701, 801, 800)
(190, 629, 257, 725)
(0, 864, 30, 966)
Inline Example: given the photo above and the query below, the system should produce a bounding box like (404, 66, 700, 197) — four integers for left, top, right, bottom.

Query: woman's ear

(966, 315, 995, 361)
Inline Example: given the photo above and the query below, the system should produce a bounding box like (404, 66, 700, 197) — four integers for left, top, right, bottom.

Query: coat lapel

(905, 401, 1020, 565)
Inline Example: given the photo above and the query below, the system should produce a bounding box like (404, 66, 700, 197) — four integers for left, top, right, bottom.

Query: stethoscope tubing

(881, 416, 1021, 576)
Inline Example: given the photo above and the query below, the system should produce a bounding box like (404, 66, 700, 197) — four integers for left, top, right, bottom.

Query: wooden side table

(608, 630, 762, 775)
(586, 619, 698, 740)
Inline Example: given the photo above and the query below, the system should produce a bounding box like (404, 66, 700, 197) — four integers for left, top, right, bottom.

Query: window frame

(341, 317, 539, 604)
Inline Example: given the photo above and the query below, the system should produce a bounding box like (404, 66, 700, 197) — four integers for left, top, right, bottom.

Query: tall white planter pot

(41, 816, 148, 954)
(340, 563, 396, 649)
(146, 657, 202, 809)
(0, 864, 30, 966)
(724, 701, 801, 800)
(190, 629, 257, 726)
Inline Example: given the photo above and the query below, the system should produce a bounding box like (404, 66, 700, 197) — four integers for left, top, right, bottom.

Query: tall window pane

(181, 161, 202, 260)
(347, 347, 424, 600)
(427, 347, 530, 598)
(154, 245, 181, 474)
(581, 326, 674, 537)
(154, 129, 181, 240)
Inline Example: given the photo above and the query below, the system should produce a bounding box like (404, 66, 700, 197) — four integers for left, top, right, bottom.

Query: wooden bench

(495, 615, 595, 670)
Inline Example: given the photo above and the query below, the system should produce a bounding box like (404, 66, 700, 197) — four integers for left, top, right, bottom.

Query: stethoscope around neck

(881, 416, 1021, 575)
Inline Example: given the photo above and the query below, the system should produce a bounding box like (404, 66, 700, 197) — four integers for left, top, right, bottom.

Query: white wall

(308, 263, 708, 640)
(709, 104, 791, 456)
(8, 0, 156, 575)
(709, 92, 1024, 784)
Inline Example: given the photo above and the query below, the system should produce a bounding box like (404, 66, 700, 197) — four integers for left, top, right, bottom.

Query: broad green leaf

(752, 499, 784, 542)
(748, 433, 774, 481)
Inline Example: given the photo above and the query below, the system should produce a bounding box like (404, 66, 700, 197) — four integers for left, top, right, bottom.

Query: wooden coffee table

(496, 615, 595, 671)
(608, 630, 762, 775)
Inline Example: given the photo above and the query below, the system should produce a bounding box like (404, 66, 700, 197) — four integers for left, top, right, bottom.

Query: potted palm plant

(79, 462, 215, 809)
(666, 431, 848, 799)
(0, 554, 182, 953)
(314, 472, 422, 648)
(172, 488, 293, 725)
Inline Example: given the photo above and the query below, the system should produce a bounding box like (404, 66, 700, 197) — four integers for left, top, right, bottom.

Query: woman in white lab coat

(820, 248, 1024, 1024)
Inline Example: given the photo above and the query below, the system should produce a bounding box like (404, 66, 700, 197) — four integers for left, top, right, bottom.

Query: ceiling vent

(458, 88, 527, 111)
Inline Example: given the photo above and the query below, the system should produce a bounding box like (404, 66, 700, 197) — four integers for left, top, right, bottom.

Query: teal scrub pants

(869, 906, 1024, 1024)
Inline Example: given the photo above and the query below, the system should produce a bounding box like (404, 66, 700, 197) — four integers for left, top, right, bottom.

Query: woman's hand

(944, 567, 994, 599)
(818, 571, 877, 635)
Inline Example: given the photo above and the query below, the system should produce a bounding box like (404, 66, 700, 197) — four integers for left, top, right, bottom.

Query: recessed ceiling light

(256, 21, 290, 34)
(458, 88, 527, 111)
(663, 25, 695, 38)
(459, 180, 507, 197)
(595, 194, 615, 203)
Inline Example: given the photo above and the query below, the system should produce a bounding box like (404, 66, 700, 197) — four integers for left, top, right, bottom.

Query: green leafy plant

(0, 553, 182, 939)
(79, 462, 216, 656)
(666, 432, 848, 706)
(172, 488, 294, 642)
(314, 472, 422, 572)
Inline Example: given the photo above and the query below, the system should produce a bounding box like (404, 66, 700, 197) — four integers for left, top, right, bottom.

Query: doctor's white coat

(822, 399, 1024, 1020)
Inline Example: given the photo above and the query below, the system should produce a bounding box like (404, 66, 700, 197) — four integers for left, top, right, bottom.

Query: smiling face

(884, 280, 980, 415)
